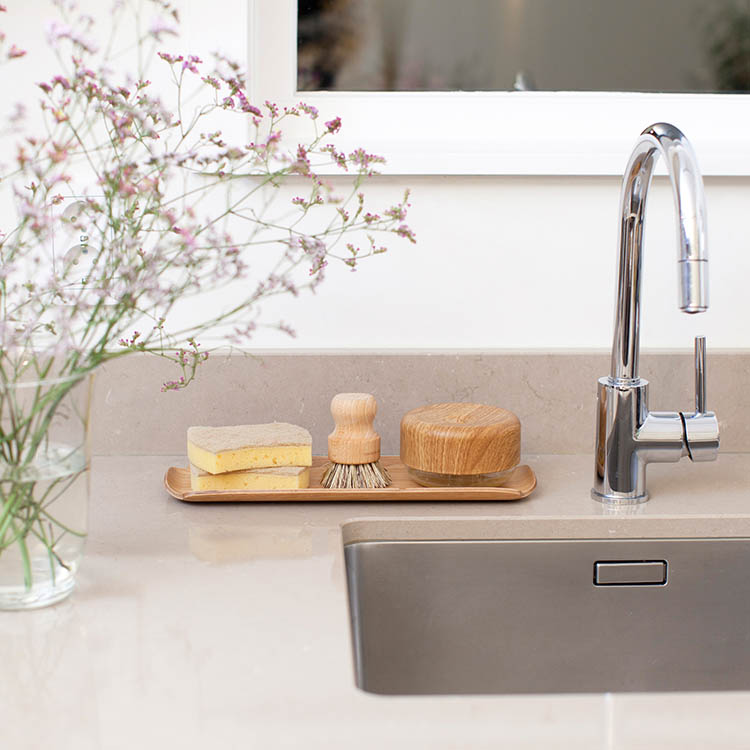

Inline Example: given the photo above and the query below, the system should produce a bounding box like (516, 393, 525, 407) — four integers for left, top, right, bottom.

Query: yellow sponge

(189, 464, 310, 491)
(187, 423, 312, 474)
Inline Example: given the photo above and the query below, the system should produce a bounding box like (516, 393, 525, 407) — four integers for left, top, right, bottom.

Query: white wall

(244, 174, 750, 350)
(4, 2, 749, 351)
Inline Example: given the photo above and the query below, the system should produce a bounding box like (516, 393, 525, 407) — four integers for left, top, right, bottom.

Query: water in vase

(0, 443, 89, 610)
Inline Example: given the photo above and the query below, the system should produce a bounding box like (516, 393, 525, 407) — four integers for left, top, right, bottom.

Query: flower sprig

(0, 0, 415, 392)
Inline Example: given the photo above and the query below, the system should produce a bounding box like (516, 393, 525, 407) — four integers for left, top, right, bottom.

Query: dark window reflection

(297, 0, 750, 93)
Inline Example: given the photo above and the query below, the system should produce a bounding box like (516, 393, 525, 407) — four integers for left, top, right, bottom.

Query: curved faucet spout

(611, 122, 708, 382)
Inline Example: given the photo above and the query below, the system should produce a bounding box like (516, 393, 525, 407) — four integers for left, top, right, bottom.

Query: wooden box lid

(400, 402, 521, 476)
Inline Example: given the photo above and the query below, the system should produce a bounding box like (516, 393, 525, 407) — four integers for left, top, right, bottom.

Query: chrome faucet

(592, 123, 719, 504)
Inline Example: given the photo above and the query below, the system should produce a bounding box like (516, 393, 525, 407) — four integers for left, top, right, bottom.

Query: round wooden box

(400, 402, 521, 486)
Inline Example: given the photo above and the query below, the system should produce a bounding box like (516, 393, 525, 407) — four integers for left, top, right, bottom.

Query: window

(249, 0, 750, 175)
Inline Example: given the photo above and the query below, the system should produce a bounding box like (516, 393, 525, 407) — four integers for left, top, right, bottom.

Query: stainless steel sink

(344, 538, 750, 695)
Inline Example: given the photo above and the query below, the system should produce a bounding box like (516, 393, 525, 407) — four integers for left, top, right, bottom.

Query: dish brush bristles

(321, 461, 392, 489)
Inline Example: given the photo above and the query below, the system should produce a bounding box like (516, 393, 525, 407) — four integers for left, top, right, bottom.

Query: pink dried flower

(276, 321, 296, 338)
(325, 117, 342, 134)
(7, 45, 26, 59)
(8, 102, 25, 126)
(349, 147, 385, 173)
(48, 142, 69, 164)
(148, 17, 178, 41)
(182, 55, 202, 74)
(386, 202, 408, 221)
(396, 224, 417, 243)
(172, 226, 197, 250)
(236, 90, 261, 116)
(46, 20, 72, 45)
(320, 143, 347, 170)
(157, 51, 183, 64)
(161, 377, 186, 392)
(52, 75, 71, 90)
(298, 102, 318, 119)
(45, 20, 98, 53)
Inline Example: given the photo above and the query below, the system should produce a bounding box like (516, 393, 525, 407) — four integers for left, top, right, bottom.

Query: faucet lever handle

(695, 335, 706, 414)
(683, 335, 719, 463)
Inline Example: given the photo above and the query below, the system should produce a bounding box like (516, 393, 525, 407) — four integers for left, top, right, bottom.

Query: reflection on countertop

(189, 524, 316, 563)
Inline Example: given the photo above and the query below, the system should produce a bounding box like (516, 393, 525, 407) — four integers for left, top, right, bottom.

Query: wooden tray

(164, 456, 537, 503)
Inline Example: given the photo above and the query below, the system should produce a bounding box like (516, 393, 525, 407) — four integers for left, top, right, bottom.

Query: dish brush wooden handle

(328, 393, 381, 465)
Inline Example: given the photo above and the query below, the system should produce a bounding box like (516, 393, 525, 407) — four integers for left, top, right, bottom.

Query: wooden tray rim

(164, 456, 537, 503)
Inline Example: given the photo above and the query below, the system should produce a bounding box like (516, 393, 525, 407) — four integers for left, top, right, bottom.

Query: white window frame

(248, 0, 750, 176)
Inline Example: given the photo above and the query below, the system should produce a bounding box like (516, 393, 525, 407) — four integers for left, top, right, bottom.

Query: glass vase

(0, 373, 92, 610)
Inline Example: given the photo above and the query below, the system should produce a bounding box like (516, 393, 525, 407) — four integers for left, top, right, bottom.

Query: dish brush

(320, 392, 391, 489)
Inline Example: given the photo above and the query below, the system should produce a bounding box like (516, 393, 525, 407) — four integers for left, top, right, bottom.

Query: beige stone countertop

(2, 453, 750, 750)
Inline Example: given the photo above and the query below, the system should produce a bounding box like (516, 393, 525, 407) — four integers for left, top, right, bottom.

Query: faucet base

(592, 376, 688, 503)
(591, 487, 649, 505)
